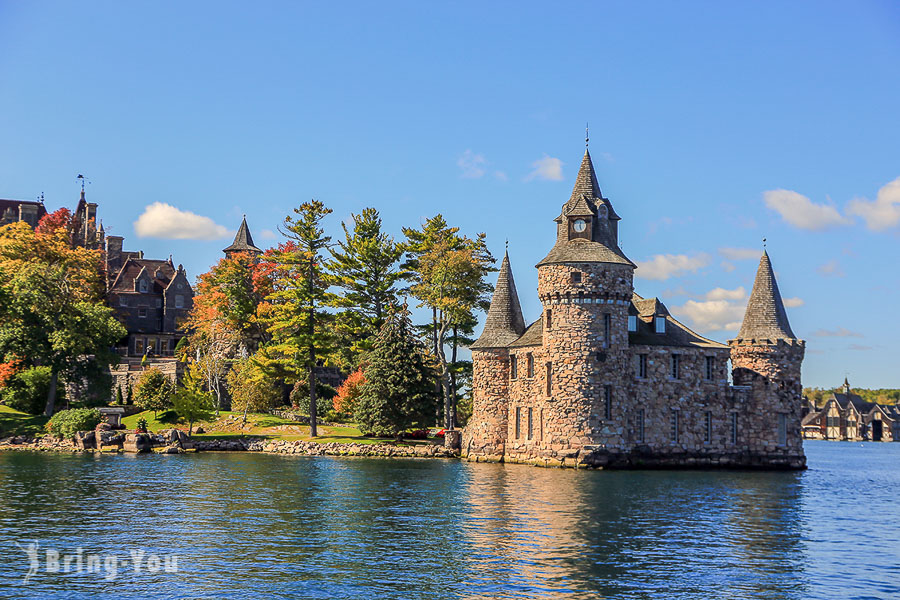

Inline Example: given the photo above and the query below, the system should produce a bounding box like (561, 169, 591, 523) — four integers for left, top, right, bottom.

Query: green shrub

(1, 367, 54, 415)
(290, 381, 337, 416)
(47, 408, 102, 440)
(134, 368, 175, 416)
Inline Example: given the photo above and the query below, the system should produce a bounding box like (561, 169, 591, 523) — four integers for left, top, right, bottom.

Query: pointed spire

(471, 250, 526, 349)
(223, 215, 262, 256)
(737, 251, 797, 341)
(569, 149, 603, 204)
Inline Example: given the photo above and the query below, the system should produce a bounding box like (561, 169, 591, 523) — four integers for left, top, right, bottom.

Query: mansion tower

(463, 148, 806, 469)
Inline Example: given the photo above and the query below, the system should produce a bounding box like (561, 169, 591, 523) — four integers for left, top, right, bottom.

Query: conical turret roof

(223, 216, 262, 255)
(567, 149, 620, 220)
(736, 251, 797, 341)
(471, 251, 526, 349)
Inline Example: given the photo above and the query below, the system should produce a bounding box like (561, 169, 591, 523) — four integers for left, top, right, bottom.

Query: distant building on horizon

(801, 378, 899, 442)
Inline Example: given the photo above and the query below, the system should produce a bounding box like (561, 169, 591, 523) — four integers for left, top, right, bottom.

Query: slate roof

(735, 251, 797, 342)
(538, 149, 633, 268)
(509, 319, 543, 348)
(0, 199, 47, 222)
(110, 258, 177, 293)
(470, 251, 527, 349)
(568, 150, 620, 220)
(223, 216, 262, 255)
(628, 294, 728, 349)
(801, 411, 822, 426)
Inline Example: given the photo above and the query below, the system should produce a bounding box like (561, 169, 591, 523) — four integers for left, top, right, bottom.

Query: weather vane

(585, 123, 589, 148)
(76, 174, 90, 192)
(762, 237, 767, 248)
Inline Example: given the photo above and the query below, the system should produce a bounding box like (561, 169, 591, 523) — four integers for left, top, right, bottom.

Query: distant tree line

(804, 387, 900, 407)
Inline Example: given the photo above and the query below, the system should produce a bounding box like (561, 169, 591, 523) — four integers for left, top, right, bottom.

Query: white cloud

(703, 286, 747, 301)
(671, 299, 745, 332)
(763, 189, 852, 230)
(783, 297, 804, 308)
(817, 260, 845, 277)
(718, 247, 760, 261)
(848, 344, 874, 351)
(259, 229, 278, 240)
(720, 261, 736, 272)
(846, 176, 900, 231)
(525, 154, 564, 181)
(457, 150, 487, 179)
(813, 327, 863, 338)
(635, 253, 711, 281)
(134, 202, 229, 240)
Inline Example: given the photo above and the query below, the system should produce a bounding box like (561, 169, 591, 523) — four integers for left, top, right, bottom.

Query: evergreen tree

(330, 208, 403, 368)
(355, 305, 439, 438)
(257, 200, 336, 437)
(173, 363, 215, 435)
(116, 384, 124, 405)
(134, 368, 175, 417)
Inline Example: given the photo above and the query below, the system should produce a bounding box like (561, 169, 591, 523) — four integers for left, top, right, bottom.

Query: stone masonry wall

(462, 348, 510, 462)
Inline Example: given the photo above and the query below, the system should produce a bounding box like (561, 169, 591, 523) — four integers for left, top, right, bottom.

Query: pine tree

(329, 208, 403, 368)
(257, 200, 336, 437)
(355, 305, 439, 438)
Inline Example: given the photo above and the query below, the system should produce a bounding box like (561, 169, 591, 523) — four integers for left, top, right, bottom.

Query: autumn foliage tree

(0, 210, 126, 416)
(333, 368, 366, 416)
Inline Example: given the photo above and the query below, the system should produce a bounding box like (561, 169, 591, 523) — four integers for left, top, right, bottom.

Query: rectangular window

(671, 354, 680, 379)
(135, 338, 144, 354)
(539, 409, 544, 441)
(515, 407, 521, 439)
(604, 385, 612, 420)
(175, 295, 185, 309)
(603, 314, 611, 348)
(705, 356, 715, 381)
(638, 354, 648, 379)
(637, 409, 645, 442)
(155, 298, 162, 308)
(671, 411, 679, 443)
(778, 413, 787, 446)
(510, 356, 518, 380)
(545, 309, 552, 331)
(545, 362, 552, 396)
(730, 413, 738, 444)
(655, 316, 666, 334)
(119, 296, 127, 307)
(138, 307, 147, 318)
(527, 408, 533, 440)
(627, 315, 637, 332)
(571, 272, 581, 284)
(705, 411, 712, 443)
(527, 353, 534, 378)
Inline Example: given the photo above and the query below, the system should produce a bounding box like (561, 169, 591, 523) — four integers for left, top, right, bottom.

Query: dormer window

(573, 219, 586, 233)
(655, 317, 666, 334)
(139, 279, 149, 293)
(568, 216, 591, 240)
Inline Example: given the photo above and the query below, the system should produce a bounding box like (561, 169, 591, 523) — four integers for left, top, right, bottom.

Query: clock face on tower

(573, 219, 587, 233)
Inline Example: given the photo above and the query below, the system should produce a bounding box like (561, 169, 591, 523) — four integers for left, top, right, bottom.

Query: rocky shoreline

(0, 432, 460, 460)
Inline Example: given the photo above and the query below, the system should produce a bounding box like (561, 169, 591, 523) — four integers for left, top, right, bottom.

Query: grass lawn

(121, 410, 419, 445)
(0, 405, 49, 437)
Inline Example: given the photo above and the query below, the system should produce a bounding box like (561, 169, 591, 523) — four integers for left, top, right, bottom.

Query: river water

(0, 441, 897, 599)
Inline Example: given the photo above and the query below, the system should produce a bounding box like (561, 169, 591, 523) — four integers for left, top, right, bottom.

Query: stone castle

(462, 147, 806, 469)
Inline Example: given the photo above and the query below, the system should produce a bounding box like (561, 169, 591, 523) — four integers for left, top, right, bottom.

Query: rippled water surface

(1, 441, 898, 599)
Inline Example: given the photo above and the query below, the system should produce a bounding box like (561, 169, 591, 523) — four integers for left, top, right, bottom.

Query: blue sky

(1, 1, 898, 388)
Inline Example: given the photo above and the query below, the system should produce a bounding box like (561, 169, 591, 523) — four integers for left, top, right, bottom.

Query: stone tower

(464, 250, 526, 460)
(223, 216, 263, 259)
(729, 251, 805, 393)
(535, 149, 635, 448)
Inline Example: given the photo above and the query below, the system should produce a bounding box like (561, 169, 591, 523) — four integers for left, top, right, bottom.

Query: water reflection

(2, 445, 899, 599)
(459, 464, 808, 599)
